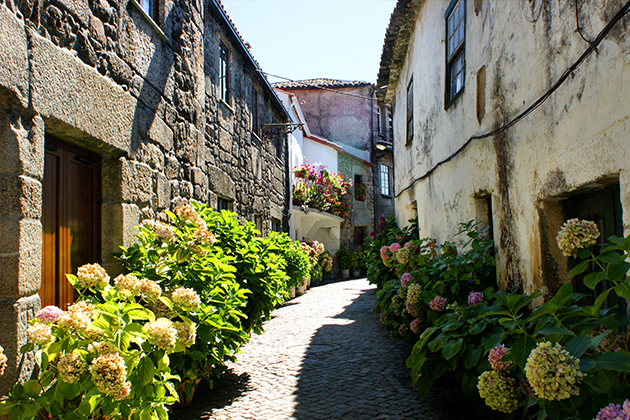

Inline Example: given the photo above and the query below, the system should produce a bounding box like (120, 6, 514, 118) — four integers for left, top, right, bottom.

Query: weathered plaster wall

(387, 0, 630, 294)
(0, 0, 287, 392)
(281, 85, 376, 151)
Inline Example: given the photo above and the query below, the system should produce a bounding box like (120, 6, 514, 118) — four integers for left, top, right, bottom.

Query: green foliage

(335, 247, 352, 270)
(0, 269, 184, 420)
(268, 231, 311, 290)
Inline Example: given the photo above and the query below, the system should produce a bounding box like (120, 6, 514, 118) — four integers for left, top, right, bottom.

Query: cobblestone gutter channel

(174, 279, 451, 420)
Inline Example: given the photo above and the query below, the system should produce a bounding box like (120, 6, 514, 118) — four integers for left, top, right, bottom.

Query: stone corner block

(0, 175, 42, 219)
(0, 218, 42, 298)
(0, 5, 29, 108)
(0, 294, 40, 396)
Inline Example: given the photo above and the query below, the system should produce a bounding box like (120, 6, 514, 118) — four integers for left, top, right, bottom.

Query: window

(219, 42, 229, 102)
(139, 0, 158, 21)
(446, 0, 466, 105)
(354, 226, 367, 249)
(406, 78, 414, 146)
(380, 165, 390, 196)
(271, 218, 281, 233)
(251, 87, 259, 135)
(217, 197, 232, 212)
(376, 106, 381, 136)
(354, 174, 365, 202)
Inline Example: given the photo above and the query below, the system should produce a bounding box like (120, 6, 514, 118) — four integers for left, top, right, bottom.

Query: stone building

(377, 0, 630, 297)
(0, 0, 288, 391)
(274, 79, 396, 249)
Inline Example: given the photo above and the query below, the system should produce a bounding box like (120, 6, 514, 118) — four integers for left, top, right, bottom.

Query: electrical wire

(258, 70, 377, 101)
(395, 0, 630, 199)
(575, 0, 595, 45)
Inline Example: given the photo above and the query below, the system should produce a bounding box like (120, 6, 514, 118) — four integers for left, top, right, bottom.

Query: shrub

(0, 265, 187, 420)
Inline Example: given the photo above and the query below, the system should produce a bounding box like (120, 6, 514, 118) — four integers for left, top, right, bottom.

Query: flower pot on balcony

(341, 269, 350, 279)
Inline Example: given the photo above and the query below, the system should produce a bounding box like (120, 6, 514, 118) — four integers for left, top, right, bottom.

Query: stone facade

(0, 0, 288, 392)
(378, 0, 630, 295)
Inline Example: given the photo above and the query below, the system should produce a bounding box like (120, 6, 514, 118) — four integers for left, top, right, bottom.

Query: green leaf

(615, 278, 630, 301)
(22, 380, 41, 398)
(482, 332, 504, 351)
(607, 262, 630, 283)
(565, 336, 591, 359)
(462, 345, 483, 369)
(587, 288, 612, 316)
(441, 338, 464, 360)
(569, 260, 590, 278)
(583, 271, 607, 290)
(138, 357, 156, 386)
(598, 251, 622, 264)
(593, 352, 630, 372)
(536, 327, 575, 337)
(511, 335, 537, 369)
(0, 400, 16, 416)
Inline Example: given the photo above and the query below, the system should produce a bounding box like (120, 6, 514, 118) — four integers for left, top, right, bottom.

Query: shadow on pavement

(292, 282, 427, 420)
(170, 370, 251, 419)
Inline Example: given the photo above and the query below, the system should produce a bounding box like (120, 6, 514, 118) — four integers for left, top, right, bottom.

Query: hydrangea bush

(0, 264, 191, 420)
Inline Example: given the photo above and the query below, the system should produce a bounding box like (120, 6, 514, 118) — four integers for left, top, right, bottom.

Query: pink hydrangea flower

(379, 216, 386, 223)
(410, 318, 423, 335)
(389, 242, 401, 253)
(404, 242, 414, 248)
(369, 231, 375, 238)
(380, 246, 390, 260)
(468, 292, 484, 306)
(36, 306, 64, 323)
(595, 402, 629, 420)
(489, 344, 512, 372)
(429, 296, 447, 311)
(401, 273, 412, 287)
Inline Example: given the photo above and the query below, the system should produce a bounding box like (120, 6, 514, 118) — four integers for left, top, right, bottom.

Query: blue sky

(220, 0, 398, 84)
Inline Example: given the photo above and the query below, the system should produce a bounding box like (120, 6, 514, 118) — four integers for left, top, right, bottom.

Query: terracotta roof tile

(272, 78, 372, 89)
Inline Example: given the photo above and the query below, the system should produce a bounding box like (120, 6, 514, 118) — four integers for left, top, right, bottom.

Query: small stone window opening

(220, 42, 230, 103)
(354, 174, 365, 202)
(406, 78, 414, 147)
(376, 105, 382, 136)
(380, 164, 391, 196)
(476, 66, 486, 123)
(217, 197, 233, 212)
(354, 226, 367, 250)
(271, 218, 281, 233)
(255, 214, 263, 236)
(474, 193, 493, 241)
(445, 0, 466, 106)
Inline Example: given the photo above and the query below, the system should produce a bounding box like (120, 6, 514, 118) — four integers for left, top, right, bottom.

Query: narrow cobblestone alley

(174, 279, 450, 420)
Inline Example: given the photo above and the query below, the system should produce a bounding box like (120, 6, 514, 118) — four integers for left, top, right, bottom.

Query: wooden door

(41, 138, 101, 309)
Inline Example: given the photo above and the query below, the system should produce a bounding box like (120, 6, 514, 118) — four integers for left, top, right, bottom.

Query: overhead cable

(395, 0, 630, 199)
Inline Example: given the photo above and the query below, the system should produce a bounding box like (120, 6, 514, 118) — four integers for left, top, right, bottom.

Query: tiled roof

(377, 0, 424, 102)
(272, 79, 372, 90)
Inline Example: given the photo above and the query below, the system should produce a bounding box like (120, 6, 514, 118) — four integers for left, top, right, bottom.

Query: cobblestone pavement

(173, 278, 451, 420)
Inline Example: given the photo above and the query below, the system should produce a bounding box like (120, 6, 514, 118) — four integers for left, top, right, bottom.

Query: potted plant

(336, 247, 351, 278)
(354, 183, 367, 201)
(350, 251, 360, 277)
